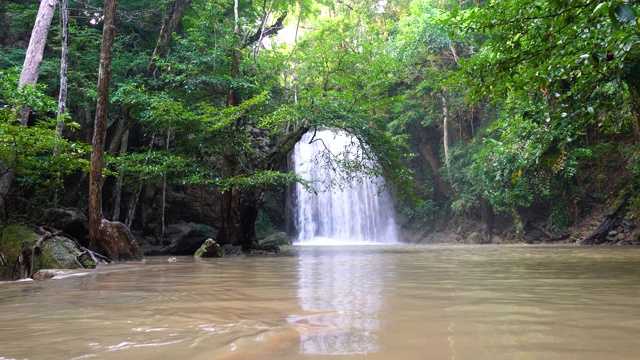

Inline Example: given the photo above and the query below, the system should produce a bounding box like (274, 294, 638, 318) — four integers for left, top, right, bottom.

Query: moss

(0, 225, 90, 279)
(0, 225, 39, 280)
(34, 236, 84, 271)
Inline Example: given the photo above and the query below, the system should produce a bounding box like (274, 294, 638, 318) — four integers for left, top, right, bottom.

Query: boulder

(194, 238, 222, 258)
(164, 222, 217, 244)
(1, 225, 98, 280)
(144, 229, 208, 256)
(36, 207, 89, 247)
(259, 231, 292, 246)
(420, 231, 456, 244)
(32, 269, 81, 280)
(467, 231, 485, 244)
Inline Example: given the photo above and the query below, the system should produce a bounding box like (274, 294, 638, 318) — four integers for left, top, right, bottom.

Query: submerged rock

(32, 269, 82, 280)
(194, 238, 222, 258)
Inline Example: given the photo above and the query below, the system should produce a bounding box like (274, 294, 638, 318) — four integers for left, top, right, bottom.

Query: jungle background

(1, 0, 639, 275)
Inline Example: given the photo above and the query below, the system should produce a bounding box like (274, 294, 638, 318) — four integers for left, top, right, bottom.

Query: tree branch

(243, 12, 287, 49)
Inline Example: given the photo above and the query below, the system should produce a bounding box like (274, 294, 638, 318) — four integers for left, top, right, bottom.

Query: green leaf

(612, 4, 637, 24)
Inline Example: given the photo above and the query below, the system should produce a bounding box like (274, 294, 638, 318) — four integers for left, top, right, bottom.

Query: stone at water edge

(467, 231, 485, 244)
(32, 269, 81, 280)
(194, 238, 222, 258)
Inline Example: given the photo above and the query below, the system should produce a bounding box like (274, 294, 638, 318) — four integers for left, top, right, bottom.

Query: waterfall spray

(289, 129, 399, 245)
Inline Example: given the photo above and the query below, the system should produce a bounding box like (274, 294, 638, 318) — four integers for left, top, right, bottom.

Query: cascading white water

(289, 129, 399, 245)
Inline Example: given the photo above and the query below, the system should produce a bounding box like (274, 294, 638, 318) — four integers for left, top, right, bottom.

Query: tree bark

(110, 129, 129, 221)
(53, 0, 69, 206)
(148, 0, 192, 75)
(441, 91, 450, 170)
(56, 0, 69, 139)
(19, 0, 57, 125)
(416, 126, 449, 200)
(89, 0, 141, 260)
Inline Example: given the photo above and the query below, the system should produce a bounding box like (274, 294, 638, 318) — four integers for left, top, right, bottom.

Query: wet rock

(221, 244, 245, 256)
(259, 232, 292, 246)
(144, 229, 208, 256)
(32, 269, 80, 280)
(36, 207, 89, 247)
(467, 232, 485, 244)
(491, 235, 504, 244)
(194, 238, 222, 258)
(164, 222, 216, 244)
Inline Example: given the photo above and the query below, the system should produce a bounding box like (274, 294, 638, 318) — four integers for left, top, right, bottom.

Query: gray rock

(491, 235, 504, 244)
(37, 207, 89, 246)
(467, 232, 485, 244)
(32, 269, 81, 280)
(164, 222, 217, 244)
(221, 244, 245, 256)
(194, 238, 222, 258)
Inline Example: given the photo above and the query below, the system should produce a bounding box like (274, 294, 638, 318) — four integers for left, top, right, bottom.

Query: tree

(0, 0, 57, 216)
(88, 0, 141, 260)
(18, 0, 57, 125)
(446, 0, 639, 233)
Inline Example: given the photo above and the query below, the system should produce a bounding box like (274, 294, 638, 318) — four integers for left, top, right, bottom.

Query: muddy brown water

(1, 244, 640, 359)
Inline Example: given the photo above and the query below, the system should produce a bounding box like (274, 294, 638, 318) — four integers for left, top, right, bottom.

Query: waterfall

(288, 129, 399, 245)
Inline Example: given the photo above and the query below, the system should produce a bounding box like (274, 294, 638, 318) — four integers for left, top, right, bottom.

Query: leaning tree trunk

(148, 0, 192, 75)
(88, 0, 141, 260)
(19, 0, 57, 125)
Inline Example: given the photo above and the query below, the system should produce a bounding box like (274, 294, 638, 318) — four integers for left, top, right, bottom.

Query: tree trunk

(110, 129, 129, 221)
(89, 0, 141, 260)
(217, 185, 260, 249)
(148, 0, 192, 74)
(19, 0, 57, 125)
(416, 126, 449, 200)
(441, 91, 450, 170)
(56, 0, 69, 139)
(480, 197, 494, 241)
(216, 0, 289, 250)
(53, 0, 69, 206)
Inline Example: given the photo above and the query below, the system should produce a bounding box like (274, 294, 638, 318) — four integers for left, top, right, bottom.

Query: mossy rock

(194, 238, 222, 258)
(0, 225, 39, 280)
(1, 225, 94, 280)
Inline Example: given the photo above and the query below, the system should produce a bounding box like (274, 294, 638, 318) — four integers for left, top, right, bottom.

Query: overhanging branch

(243, 12, 287, 49)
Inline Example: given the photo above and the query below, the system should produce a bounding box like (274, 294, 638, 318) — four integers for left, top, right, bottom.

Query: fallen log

(581, 188, 629, 245)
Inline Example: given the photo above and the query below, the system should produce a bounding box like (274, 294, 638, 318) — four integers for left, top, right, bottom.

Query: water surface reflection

(288, 246, 392, 355)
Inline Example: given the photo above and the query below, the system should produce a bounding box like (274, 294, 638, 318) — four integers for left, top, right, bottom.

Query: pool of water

(1, 244, 639, 359)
